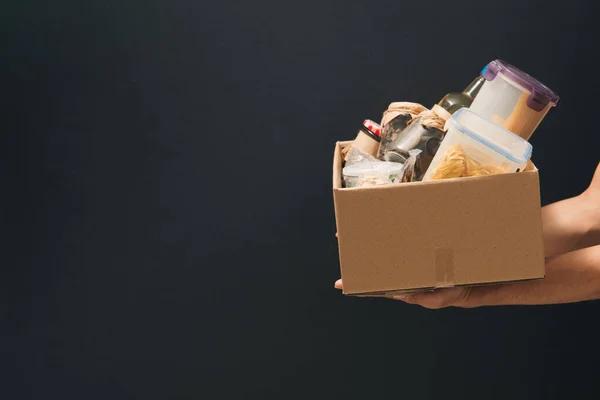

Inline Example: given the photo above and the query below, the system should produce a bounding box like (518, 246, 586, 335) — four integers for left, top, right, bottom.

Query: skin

(334, 163, 600, 309)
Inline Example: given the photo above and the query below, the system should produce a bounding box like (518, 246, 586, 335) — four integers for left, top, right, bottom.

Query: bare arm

(542, 162, 600, 257)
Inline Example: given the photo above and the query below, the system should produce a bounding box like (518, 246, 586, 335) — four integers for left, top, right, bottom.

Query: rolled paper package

(381, 102, 427, 127)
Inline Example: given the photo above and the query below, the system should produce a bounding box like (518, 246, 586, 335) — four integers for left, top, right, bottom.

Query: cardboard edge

(331, 140, 539, 193)
(344, 276, 545, 297)
(333, 141, 355, 189)
(525, 160, 537, 172)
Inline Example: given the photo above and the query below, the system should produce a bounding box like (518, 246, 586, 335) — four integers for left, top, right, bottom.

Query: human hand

(334, 163, 600, 308)
(335, 245, 600, 308)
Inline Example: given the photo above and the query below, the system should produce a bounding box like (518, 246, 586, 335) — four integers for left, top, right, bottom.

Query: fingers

(333, 280, 473, 309)
(334, 232, 342, 289)
(336, 277, 532, 308)
(335, 280, 473, 308)
(391, 283, 521, 308)
(393, 246, 600, 308)
(391, 287, 472, 309)
(392, 282, 534, 308)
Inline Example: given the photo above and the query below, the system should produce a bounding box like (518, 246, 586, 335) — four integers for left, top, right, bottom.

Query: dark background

(2, 0, 600, 399)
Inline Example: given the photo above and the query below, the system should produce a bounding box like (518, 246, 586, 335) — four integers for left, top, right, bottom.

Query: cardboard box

(333, 142, 545, 296)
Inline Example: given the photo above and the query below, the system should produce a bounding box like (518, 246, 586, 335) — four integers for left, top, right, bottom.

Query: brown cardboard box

(333, 141, 545, 296)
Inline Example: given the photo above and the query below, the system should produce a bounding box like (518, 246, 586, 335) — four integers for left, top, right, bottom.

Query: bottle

(432, 66, 487, 120)
(344, 120, 381, 161)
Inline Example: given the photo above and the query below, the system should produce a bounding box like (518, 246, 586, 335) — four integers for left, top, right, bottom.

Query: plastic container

(422, 108, 532, 181)
(469, 60, 559, 140)
(343, 161, 404, 188)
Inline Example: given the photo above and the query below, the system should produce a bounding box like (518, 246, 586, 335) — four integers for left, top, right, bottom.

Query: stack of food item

(342, 60, 559, 188)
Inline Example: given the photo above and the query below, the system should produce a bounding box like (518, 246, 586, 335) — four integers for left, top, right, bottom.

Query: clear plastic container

(469, 60, 559, 140)
(343, 161, 404, 188)
(422, 108, 532, 181)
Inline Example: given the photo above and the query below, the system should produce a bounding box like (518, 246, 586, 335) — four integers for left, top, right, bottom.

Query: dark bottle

(433, 72, 486, 119)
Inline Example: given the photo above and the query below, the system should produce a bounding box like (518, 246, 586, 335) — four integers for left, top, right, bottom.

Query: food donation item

(469, 59, 559, 140)
(378, 102, 428, 159)
(432, 68, 487, 120)
(342, 161, 404, 188)
(342, 119, 382, 161)
(422, 107, 533, 181)
(344, 146, 380, 167)
(381, 110, 447, 181)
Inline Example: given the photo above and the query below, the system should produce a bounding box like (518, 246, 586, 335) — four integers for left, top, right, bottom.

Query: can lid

(483, 59, 559, 111)
(362, 119, 381, 136)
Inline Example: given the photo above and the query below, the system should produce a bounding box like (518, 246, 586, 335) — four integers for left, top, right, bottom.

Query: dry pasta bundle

(429, 144, 507, 180)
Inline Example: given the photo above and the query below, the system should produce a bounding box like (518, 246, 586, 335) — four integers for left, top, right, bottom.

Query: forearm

(542, 163, 600, 258)
(465, 245, 600, 307)
(541, 194, 598, 258)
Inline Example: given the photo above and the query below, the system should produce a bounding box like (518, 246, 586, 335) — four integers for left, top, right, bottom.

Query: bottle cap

(362, 119, 381, 136)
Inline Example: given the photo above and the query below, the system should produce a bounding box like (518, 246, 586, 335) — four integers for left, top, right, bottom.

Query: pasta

(429, 144, 507, 180)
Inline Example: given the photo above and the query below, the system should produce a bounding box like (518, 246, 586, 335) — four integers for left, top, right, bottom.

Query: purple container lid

(483, 60, 560, 112)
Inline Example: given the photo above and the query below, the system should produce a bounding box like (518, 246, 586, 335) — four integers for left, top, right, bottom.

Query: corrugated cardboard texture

(333, 142, 545, 295)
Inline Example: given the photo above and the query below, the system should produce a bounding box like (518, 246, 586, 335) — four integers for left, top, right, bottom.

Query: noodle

(429, 144, 506, 180)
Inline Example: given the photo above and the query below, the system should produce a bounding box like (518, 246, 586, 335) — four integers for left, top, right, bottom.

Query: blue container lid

(448, 108, 533, 165)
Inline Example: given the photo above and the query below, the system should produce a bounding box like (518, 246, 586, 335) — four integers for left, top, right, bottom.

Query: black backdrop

(3, 1, 600, 399)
